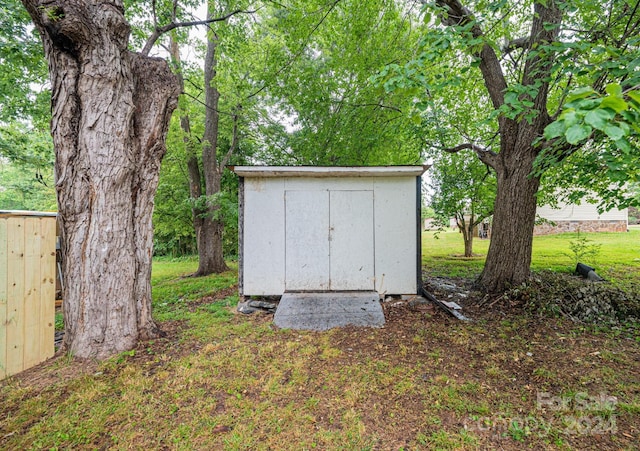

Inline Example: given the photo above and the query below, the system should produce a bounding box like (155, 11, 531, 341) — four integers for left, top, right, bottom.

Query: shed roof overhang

(229, 165, 429, 178)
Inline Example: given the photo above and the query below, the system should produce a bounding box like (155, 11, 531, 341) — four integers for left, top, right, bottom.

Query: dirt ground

(3, 277, 639, 450)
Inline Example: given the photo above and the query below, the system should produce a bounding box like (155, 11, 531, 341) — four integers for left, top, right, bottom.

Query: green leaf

(601, 96, 628, 113)
(584, 109, 614, 131)
(566, 86, 596, 102)
(559, 109, 578, 126)
(614, 137, 632, 153)
(564, 124, 592, 144)
(628, 90, 640, 106)
(544, 121, 565, 139)
(605, 83, 622, 97)
(603, 124, 625, 140)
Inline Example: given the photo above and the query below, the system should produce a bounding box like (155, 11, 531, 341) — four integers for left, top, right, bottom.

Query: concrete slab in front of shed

(274, 291, 384, 331)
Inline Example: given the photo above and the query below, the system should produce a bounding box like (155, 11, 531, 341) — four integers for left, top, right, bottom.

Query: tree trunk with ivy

(21, 0, 180, 359)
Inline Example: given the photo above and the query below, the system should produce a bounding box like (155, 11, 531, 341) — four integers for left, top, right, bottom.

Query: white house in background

(534, 201, 628, 235)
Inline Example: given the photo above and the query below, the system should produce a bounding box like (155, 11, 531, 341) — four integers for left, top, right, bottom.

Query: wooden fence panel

(0, 214, 56, 379)
(0, 220, 7, 379)
(23, 219, 42, 369)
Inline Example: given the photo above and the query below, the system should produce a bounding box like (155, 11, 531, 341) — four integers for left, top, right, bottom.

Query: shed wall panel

(243, 178, 286, 295)
(374, 178, 418, 294)
(284, 177, 374, 192)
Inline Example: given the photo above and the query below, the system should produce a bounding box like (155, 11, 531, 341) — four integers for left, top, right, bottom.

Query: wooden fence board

(40, 219, 56, 360)
(23, 218, 42, 369)
(0, 219, 7, 378)
(6, 217, 25, 376)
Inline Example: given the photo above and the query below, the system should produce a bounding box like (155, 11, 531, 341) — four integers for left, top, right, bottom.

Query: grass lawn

(1, 232, 639, 450)
(423, 226, 640, 285)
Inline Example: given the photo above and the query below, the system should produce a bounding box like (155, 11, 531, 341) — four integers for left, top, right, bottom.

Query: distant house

(534, 201, 628, 235)
(423, 218, 438, 230)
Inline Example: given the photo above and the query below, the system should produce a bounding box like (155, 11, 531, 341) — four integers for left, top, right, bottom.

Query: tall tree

(381, 0, 639, 292)
(429, 152, 495, 257)
(160, 0, 251, 274)
(21, 0, 256, 357)
(21, 0, 181, 358)
(196, 0, 233, 275)
(253, 0, 424, 166)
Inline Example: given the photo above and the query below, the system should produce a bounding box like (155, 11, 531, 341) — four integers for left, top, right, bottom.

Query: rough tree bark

(21, 0, 180, 358)
(437, 0, 562, 292)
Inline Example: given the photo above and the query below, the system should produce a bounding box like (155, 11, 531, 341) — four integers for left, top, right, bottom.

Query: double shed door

(285, 190, 374, 291)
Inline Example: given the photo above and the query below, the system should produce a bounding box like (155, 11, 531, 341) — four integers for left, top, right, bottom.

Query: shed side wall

(243, 178, 286, 295)
(373, 177, 418, 294)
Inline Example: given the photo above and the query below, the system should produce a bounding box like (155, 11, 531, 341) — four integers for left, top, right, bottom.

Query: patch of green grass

(54, 311, 64, 331)
(422, 228, 640, 284)
(418, 429, 478, 449)
(151, 259, 237, 321)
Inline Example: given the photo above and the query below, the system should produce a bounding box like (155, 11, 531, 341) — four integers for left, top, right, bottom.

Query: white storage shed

(232, 166, 427, 298)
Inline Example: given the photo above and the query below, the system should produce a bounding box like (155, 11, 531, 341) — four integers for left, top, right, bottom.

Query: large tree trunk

(479, 146, 540, 292)
(22, 0, 180, 359)
(196, 3, 229, 276)
(436, 0, 561, 293)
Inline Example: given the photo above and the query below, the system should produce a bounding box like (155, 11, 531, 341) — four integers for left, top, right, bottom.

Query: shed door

(329, 190, 374, 290)
(285, 190, 374, 291)
(285, 190, 330, 291)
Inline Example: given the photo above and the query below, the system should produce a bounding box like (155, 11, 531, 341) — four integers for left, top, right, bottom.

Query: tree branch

(330, 100, 402, 112)
(141, 9, 257, 56)
(502, 36, 529, 54)
(435, 0, 508, 111)
(444, 143, 499, 169)
(219, 107, 240, 171)
(520, 0, 562, 123)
